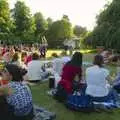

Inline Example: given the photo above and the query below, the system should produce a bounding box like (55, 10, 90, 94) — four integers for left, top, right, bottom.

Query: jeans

(89, 89, 118, 103)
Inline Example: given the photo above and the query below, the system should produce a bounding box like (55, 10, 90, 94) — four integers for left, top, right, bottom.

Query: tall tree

(0, 0, 12, 43)
(34, 12, 47, 42)
(47, 15, 73, 48)
(47, 17, 53, 28)
(86, 0, 120, 49)
(73, 25, 87, 37)
(12, 1, 35, 43)
(62, 14, 70, 21)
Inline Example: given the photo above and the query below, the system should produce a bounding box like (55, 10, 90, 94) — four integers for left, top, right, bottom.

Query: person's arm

(104, 69, 112, 84)
(0, 86, 12, 96)
(106, 75, 112, 83)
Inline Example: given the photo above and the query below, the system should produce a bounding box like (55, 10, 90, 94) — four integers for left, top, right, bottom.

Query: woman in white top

(86, 55, 111, 102)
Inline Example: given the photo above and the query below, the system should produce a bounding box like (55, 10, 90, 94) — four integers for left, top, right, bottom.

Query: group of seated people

(53, 52, 120, 111)
(0, 45, 53, 83)
(0, 45, 55, 120)
(98, 48, 120, 64)
(1, 44, 120, 119)
(0, 45, 73, 119)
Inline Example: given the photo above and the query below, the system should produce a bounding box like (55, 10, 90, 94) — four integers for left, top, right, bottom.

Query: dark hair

(67, 52, 82, 67)
(52, 53, 58, 58)
(5, 64, 27, 81)
(32, 52, 39, 60)
(93, 55, 104, 67)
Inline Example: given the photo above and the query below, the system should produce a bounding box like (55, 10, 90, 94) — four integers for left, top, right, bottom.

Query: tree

(73, 25, 87, 37)
(47, 15, 73, 48)
(47, 17, 53, 28)
(12, 1, 35, 43)
(86, 0, 120, 49)
(62, 14, 70, 21)
(34, 12, 47, 42)
(0, 0, 13, 43)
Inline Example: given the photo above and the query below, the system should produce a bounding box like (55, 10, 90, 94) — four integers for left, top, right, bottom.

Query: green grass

(31, 53, 119, 120)
(46, 49, 95, 58)
(31, 83, 120, 120)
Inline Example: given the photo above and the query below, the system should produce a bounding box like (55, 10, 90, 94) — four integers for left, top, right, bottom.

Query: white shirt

(61, 56, 71, 64)
(52, 58, 64, 76)
(86, 65, 109, 97)
(27, 60, 44, 80)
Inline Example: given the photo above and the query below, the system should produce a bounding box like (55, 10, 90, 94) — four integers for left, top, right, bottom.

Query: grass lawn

(31, 53, 119, 120)
(46, 49, 95, 58)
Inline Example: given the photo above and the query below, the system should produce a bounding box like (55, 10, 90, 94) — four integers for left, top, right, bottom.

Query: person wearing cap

(0, 64, 34, 120)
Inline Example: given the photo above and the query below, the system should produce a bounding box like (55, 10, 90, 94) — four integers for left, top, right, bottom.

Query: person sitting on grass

(11, 52, 22, 67)
(54, 52, 84, 102)
(27, 52, 49, 83)
(0, 64, 34, 120)
(85, 55, 117, 106)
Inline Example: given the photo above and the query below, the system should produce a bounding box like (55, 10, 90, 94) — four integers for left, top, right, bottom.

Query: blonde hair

(12, 52, 21, 62)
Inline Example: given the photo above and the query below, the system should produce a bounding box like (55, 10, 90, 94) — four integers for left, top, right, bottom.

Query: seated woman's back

(86, 55, 110, 97)
(59, 52, 83, 94)
(86, 65, 109, 97)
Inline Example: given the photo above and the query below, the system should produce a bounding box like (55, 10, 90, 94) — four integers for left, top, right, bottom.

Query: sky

(9, 0, 111, 30)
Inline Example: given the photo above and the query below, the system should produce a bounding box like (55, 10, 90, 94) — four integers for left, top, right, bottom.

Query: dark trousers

(0, 96, 34, 120)
(89, 89, 117, 103)
(0, 96, 14, 120)
(54, 83, 68, 102)
(113, 84, 120, 93)
(12, 109, 34, 120)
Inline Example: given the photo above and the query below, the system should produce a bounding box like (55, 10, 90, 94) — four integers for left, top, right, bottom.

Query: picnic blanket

(33, 105, 56, 120)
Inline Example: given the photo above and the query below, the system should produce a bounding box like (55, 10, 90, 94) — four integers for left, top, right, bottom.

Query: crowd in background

(0, 44, 120, 119)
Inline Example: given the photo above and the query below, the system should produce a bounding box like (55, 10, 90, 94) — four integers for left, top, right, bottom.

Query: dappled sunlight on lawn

(46, 49, 95, 58)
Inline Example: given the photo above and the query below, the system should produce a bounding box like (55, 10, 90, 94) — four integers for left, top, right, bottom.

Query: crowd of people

(0, 44, 49, 120)
(52, 50, 120, 112)
(0, 44, 120, 119)
(97, 46, 120, 64)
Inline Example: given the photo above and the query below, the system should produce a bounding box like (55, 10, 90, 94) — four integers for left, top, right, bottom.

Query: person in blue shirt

(0, 64, 34, 120)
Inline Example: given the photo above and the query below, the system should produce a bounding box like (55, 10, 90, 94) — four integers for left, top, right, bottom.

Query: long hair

(67, 52, 82, 67)
(93, 54, 104, 67)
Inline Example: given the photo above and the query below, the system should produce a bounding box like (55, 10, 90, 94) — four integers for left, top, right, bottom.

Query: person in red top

(54, 52, 83, 102)
(25, 54, 32, 65)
